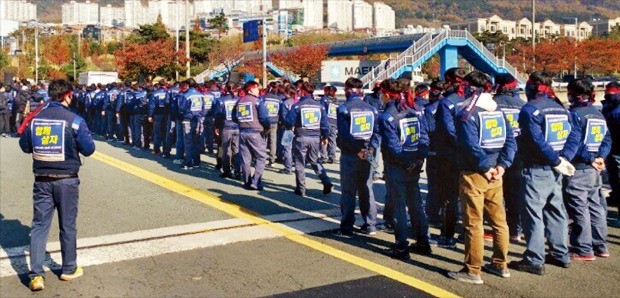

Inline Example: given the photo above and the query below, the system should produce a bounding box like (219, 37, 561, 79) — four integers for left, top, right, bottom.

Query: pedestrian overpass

(195, 30, 527, 87)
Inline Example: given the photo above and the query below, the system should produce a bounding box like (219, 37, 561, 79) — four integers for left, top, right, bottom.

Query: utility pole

(185, 0, 190, 78)
(262, 17, 267, 88)
(532, 0, 536, 70)
(175, 0, 180, 81)
(73, 51, 77, 82)
(34, 21, 39, 84)
(574, 17, 578, 79)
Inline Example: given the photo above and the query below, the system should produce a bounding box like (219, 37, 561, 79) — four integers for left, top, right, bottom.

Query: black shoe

(545, 254, 571, 268)
(234, 173, 242, 181)
(317, 157, 325, 164)
(410, 243, 432, 255)
(326, 157, 335, 164)
(215, 164, 222, 171)
(220, 172, 231, 178)
(509, 260, 545, 275)
(383, 222, 395, 233)
(332, 229, 353, 239)
(385, 246, 411, 260)
(359, 224, 377, 235)
(323, 183, 333, 195)
(294, 189, 306, 197)
(278, 168, 292, 174)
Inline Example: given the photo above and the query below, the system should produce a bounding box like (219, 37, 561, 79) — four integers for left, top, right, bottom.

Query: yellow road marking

(91, 151, 460, 298)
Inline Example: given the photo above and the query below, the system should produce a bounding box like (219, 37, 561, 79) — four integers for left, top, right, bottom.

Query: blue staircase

(196, 30, 527, 86)
(360, 30, 527, 88)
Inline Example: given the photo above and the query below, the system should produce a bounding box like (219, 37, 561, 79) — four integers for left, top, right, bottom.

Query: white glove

(553, 157, 576, 176)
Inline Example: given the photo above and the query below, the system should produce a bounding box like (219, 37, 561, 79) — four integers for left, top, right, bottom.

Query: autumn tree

(115, 39, 186, 80)
(422, 54, 440, 79)
(578, 38, 620, 75)
(43, 35, 71, 66)
(208, 37, 244, 81)
(270, 44, 328, 80)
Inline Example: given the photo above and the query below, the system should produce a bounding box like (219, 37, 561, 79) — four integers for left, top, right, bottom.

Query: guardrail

(360, 32, 434, 87)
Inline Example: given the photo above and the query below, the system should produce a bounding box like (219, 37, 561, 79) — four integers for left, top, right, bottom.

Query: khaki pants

(459, 171, 509, 275)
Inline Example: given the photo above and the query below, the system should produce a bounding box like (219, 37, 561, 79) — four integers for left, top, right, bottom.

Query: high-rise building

(100, 4, 125, 27)
(1, 0, 37, 21)
(194, 0, 215, 15)
(352, 0, 372, 30)
(302, 0, 323, 29)
(234, 0, 272, 14)
(327, 0, 352, 31)
(373, 2, 394, 32)
(124, 0, 148, 28)
(62, 0, 99, 25)
(277, 0, 303, 10)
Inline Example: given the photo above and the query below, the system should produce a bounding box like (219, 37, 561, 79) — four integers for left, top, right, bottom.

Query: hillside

(33, 0, 620, 27)
(371, 0, 620, 27)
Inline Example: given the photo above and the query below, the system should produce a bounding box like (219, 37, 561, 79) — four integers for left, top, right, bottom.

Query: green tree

(129, 14, 170, 44)
(605, 25, 620, 40)
(208, 13, 229, 38)
(0, 49, 9, 71)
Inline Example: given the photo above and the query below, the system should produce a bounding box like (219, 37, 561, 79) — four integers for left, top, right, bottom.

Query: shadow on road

(0, 213, 31, 287)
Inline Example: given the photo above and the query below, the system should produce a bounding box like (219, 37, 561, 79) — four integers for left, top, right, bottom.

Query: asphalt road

(1, 136, 619, 297)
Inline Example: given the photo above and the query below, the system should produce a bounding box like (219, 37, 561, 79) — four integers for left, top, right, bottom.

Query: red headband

(415, 90, 430, 97)
(381, 88, 401, 99)
(62, 90, 73, 99)
(502, 80, 518, 89)
(606, 87, 620, 94)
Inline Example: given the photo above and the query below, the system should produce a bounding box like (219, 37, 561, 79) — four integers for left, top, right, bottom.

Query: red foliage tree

(43, 35, 71, 66)
(115, 39, 186, 80)
(270, 44, 328, 79)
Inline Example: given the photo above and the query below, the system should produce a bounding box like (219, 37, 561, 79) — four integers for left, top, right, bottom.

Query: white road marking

(0, 209, 341, 277)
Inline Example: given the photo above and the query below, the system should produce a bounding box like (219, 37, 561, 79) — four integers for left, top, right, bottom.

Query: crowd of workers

(6, 67, 620, 289)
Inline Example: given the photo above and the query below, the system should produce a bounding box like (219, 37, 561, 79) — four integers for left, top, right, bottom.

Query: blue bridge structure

(195, 30, 527, 88)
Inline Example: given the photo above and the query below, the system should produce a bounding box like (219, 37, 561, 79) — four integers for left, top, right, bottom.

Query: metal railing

(195, 58, 243, 83)
(457, 30, 528, 84)
(360, 32, 433, 87)
(362, 30, 527, 87)
(266, 62, 299, 81)
(363, 31, 448, 88)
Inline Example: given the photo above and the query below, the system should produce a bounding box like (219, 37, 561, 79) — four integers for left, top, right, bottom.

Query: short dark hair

(606, 81, 620, 90)
(344, 77, 363, 89)
(567, 78, 594, 96)
(225, 82, 237, 94)
(444, 67, 466, 83)
(465, 70, 490, 88)
(430, 79, 445, 90)
(185, 78, 197, 88)
(414, 83, 429, 94)
(300, 81, 315, 94)
(243, 81, 259, 92)
(528, 71, 552, 86)
(48, 79, 74, 102)
(380, 78, 405, 93)
(495, 74, 516, 86)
